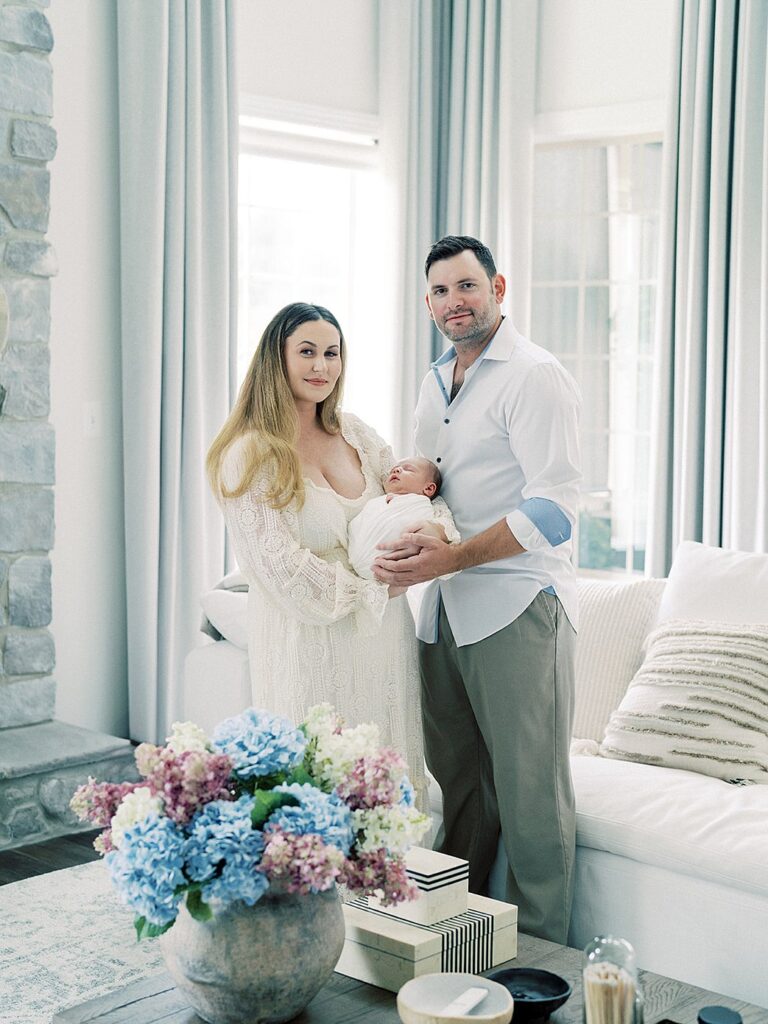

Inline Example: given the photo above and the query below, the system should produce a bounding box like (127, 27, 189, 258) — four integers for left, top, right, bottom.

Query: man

(373, 235, 581, 943)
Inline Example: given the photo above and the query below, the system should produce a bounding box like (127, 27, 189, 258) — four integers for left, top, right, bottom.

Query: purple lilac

(334, 750, 408, 811)
(135, 744, 234, 825)
(260, 827, 345, 894)
(340, 849, 418, 905)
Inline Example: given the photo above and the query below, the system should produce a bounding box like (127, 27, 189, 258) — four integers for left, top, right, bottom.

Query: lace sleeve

(220, 445, 388, 635)
(429, 496, 461, 544)
(345, 412, 396, 488)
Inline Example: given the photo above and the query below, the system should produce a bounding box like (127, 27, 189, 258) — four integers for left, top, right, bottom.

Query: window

(531, 139, 662, 573)
(238, 104, 395, 442)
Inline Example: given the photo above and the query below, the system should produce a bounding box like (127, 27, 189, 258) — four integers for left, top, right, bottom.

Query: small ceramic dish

(487, 967, 572, 1021)
(397, 972, 514, 1024)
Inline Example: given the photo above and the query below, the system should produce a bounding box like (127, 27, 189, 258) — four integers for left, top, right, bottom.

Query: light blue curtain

(647, 0, 768, 574)
(390, 0, 536, 454)
(117, 1, 238, 741)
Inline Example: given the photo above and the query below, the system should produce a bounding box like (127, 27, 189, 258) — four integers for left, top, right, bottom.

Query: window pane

(531, 286, 579, 355)
(584, 287, 610, 357)
(532, 217, 581, 280)
(584, 215, 609, 280)
(533, 147, 583, 215)
(582, 146, 608, 213)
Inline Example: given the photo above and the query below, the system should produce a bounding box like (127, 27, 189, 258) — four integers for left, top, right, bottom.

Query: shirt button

(444, 418, 450, 424)
(436, 457, 442, 463)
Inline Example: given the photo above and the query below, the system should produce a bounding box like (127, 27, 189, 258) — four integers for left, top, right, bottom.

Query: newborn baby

(348, 457, 458, 580)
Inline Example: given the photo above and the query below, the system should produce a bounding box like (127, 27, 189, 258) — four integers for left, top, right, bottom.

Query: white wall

(48, 0, 128, 737)
(236, 0, 379, 113)
(536, 0, 676, 134)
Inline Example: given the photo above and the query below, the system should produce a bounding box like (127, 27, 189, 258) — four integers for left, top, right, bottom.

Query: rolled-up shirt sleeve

(504, 362, 582, 551)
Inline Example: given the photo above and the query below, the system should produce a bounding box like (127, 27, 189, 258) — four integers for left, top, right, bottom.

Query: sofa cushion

(573, 578, 666, 741)
(572, 754, 768, 898)
(658, 541, 768, 625)
(600, 620, 768, 783)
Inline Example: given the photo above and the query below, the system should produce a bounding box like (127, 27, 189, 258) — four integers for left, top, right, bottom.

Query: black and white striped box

(367, 847, 469, 925)
(336, 892, 517, 993)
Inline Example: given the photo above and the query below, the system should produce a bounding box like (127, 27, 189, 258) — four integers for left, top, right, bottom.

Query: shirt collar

(430, 316, 518, 369)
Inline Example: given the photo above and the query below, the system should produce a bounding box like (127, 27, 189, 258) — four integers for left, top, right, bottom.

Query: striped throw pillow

(600, 620, 768, 783)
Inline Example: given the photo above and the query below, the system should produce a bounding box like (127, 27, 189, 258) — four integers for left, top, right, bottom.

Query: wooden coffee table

(52, 931, 768, 1023)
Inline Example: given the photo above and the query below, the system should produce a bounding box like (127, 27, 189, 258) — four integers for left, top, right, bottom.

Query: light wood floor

(0, 829, 101, 885)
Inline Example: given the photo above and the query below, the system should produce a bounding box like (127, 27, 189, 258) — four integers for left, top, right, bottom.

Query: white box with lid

(336, 892, 518, 993)
(367, 846, 469, 926)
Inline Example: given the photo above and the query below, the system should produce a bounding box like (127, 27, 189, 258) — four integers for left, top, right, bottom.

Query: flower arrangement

(71, 704, 429, 939)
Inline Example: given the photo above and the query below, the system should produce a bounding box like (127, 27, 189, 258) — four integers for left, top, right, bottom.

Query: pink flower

(260, 827, 345, 894)
(334, 750, 408, 811)
(136, 745, 235, 825)
(340, 849, 418, 905)
(70, 779, 141, 828)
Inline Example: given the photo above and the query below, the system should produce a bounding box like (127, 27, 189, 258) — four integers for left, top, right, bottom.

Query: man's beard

(440, 305, 497, 348)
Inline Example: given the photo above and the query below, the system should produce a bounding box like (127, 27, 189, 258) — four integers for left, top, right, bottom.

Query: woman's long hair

(207, 302, 346, 509)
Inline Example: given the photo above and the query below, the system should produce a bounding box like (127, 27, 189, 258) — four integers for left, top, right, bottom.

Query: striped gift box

(367, 847, 469, 925)
(336, 892, 518, 993)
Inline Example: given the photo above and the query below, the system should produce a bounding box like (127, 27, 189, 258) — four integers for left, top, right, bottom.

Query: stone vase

(160, 886, 345, 1024)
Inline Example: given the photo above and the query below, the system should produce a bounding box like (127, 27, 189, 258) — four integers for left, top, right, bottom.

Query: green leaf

(250, 789, 300, 829)
(186, 889, 213, 922)
(134, 915, 174, 941)
(285, 764, 316, 788)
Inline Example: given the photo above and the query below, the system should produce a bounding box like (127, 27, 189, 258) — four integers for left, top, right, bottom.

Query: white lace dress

(220, 413, 454, 802)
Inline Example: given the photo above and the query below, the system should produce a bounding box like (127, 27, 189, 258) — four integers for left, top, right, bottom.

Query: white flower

(166, 720, 210, 754)
(111, 787, 163, 848)
(302, 703, 341, 744)
(352, 804, 430, 855)
(312, 722, 381, 789)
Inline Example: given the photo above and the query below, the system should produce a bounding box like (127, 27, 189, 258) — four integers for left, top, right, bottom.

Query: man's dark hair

(424, 235, 497, 281)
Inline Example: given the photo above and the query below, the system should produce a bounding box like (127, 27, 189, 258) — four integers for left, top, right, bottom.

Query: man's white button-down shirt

(414, 317, 582, 646)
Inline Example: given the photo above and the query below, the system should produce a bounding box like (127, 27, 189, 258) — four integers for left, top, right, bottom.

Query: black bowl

(487, 967, 572, 1021)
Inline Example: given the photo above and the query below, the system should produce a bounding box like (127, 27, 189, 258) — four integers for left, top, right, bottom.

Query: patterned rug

(0, 861, 165, 1024)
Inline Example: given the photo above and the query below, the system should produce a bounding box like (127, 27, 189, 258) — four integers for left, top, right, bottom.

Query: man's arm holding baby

(373, 518, 524, 586)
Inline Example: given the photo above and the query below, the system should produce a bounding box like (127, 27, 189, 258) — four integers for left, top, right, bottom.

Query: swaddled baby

(348, 457, 458, 580)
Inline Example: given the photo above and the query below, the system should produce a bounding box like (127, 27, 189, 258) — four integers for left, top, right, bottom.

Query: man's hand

(373, 533, 460, 586)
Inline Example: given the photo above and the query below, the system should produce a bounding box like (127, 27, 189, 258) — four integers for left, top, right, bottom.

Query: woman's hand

(387, 584, 408, 599)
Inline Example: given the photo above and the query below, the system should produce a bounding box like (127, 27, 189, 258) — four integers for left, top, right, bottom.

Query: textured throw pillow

(573, 578, 666, 742)
(200, 590, 248, 649)
(600, 619, 768, 783)
(657, 541, 768, 625)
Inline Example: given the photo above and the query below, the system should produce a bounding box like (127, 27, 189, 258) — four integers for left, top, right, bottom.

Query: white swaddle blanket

(348, 493, 436, 580)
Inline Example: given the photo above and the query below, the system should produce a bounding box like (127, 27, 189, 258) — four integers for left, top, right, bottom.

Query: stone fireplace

(0, 0, 134, 849)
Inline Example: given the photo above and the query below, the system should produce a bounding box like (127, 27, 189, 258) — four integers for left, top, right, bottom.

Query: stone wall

(0, 0, 58, 729)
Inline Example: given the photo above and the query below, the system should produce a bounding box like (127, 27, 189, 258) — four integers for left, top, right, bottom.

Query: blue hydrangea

(270, 782, 353, 855)
(184, 795, 269, 907)
(212, 708, 306, 778)
(106, 815, 186, 926)
(399, 776, 415, 807)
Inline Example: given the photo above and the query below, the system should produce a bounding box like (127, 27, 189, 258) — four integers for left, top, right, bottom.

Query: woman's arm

(220, 443, 390, 633)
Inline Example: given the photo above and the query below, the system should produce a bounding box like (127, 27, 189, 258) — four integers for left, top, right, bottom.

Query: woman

(207, 303, 450, 802)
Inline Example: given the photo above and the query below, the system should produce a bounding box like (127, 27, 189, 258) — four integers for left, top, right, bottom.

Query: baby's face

(385, 458, 436, 497)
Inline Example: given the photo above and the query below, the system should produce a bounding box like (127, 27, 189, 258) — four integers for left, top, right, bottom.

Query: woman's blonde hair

(207, 302, 346, 509)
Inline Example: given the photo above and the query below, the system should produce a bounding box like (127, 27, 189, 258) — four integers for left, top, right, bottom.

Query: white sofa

(184, 552, 768, 1008)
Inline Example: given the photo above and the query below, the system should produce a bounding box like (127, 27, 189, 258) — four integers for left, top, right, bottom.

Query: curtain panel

(648, 0, 768, 575)
(117, 0, 238, 741)
(387, 0, 536, 455)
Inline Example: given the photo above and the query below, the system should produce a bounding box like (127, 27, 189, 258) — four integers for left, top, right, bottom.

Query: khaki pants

(418, 590, 576, 943)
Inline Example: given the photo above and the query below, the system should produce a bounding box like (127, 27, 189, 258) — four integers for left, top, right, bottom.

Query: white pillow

(657, 541, 768, 625)
(573, 577, 666, 742)
(600, 619, 768, 784)
(200, 590, 248, 649)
